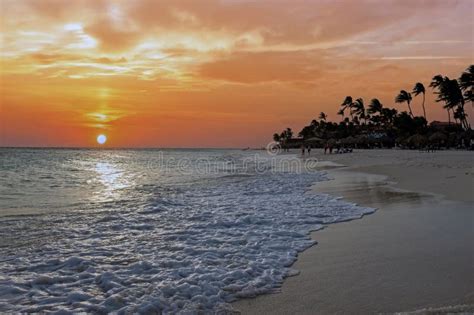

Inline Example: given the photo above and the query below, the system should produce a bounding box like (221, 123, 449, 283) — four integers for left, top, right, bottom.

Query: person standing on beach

(301, 144, 305, 156)
(307, 146, 311, 156)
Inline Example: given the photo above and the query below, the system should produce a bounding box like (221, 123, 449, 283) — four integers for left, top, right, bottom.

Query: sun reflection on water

(93, 161, 132, 201)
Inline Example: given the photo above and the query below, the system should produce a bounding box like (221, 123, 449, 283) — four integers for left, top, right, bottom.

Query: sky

(0, 0, 473, 148)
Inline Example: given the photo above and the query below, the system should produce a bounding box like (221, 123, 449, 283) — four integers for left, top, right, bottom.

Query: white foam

(0, 160, 374, 313)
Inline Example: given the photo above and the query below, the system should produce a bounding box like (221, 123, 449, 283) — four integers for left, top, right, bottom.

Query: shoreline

(233, 149, 474, 314)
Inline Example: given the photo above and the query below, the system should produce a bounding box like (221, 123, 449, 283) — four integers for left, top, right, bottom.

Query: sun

(97, 134, 107, 145)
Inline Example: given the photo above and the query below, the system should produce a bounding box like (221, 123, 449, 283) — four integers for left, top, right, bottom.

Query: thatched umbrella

(304, 137, 324, 146)
(408, 134, 427, 148)
(355, 135, 368, 145)
(429, 132, 447, 145)
(327, 138, 337, 146)
(341, 136, 356, 145)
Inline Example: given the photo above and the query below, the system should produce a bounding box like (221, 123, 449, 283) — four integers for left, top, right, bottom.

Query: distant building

(282, 137, 304, 148)
(430, 121, 460, 129)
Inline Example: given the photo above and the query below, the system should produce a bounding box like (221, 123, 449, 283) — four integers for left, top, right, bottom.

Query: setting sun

(97, 134, 107, 145)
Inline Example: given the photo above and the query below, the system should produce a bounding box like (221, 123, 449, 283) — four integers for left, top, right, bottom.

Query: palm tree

(340, 96, 353, 119)
(430, 75, 452, 124)
(380, 108, 395, 125)
(430, 75, 469, 129)
(458, 65, 473, 106)
(429, 75, 445, 89)
(438, 79, 469, 129)
(412, 82, 426, 120)
(351, 98, 366, 123)
(395, 90, 414, 117)
(453, 106, 468, 128)
(319, 112, 327, 122)
(368, 98, 383, 115)
(430, 73, 470, 129)
(299, 126, 314, 139)
(337, 109, 345, 121)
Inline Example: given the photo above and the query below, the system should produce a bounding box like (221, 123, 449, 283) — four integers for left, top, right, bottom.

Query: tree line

(273, 65, 473, 149)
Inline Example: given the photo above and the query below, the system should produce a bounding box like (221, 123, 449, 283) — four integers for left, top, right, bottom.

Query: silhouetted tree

(368, 98, 383, 115)
(351, 98, 366, 123)
(431, 76, 469, 129)
(430, 75, 452, 124)
(381, 108, 398, 125)
(337, 109, 345, 121)
(454, 106, 467, 126)
(319, 112, 327, 121)
(459, 65, 473, 105)
(412, 82, 426, 120)
(340, 96, 353, 119)
(441, 79, 469, 129)
(395, 90, 414, 117)
(298, 126, 315, 139)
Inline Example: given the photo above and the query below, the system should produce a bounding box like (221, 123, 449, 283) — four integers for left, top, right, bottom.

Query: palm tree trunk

(460, 103, 470, 130)
(460, 112, 469, 130)
(407, 101, 414, 117)
(422, 92, 427, 120)
(447, 108, 451, 124)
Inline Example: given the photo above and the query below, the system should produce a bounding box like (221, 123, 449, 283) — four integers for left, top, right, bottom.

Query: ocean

(0, 148, 373, 313)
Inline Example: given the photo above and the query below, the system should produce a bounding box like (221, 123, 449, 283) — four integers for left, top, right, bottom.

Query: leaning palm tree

(351, 98, 366, 123)
(337, 109, 345, 121)
(453, 107, 463, 124)
(430, 75, 466, 127)
(430, 75, 452, 124)
(340, 96, 353, 119)
(395, 90, 414, 117)
(412, 82, 426, 120)
(368, 98, 383, 115)
(438, 78, 470, 130)
(453, 106, 468, 128)
(319, 112, 327, 122)
(458, 65, 473, 106)
(429, 75, 445, 89)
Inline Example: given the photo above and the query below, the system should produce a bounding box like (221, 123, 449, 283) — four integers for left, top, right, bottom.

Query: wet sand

(234, 150, 474, 314)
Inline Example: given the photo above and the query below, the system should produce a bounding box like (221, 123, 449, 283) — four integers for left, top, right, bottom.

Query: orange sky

(1, 0, 473, 148)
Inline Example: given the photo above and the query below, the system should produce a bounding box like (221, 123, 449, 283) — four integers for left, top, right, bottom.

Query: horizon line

(0, 146, 260, 150)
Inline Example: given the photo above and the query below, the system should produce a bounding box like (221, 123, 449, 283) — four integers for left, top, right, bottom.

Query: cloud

(199, 51, 327, 84)
(84, 18, 141, 52)
(378, 56, 468, 60)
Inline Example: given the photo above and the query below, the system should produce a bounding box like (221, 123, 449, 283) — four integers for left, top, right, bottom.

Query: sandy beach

(234, 149, 474, 314)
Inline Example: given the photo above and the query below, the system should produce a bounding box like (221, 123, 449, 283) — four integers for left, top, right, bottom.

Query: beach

(233, 149, 474, 314)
